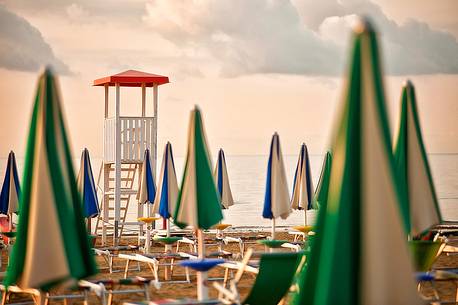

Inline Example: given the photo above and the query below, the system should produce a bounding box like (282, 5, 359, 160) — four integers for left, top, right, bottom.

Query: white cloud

(143, 0, 341, 77)
(294, 0, 458, 74)
(66, 3, 88, 20)
(143, 0, 458, 76)
(0, 5, 70, 74)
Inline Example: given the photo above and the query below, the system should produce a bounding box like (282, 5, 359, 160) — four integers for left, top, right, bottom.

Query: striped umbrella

(294, 19, 420, 305)
(137, 148, 156, 205)
(314, 151, 332, 209)
(137, 148, 157, 253)
(263, 132, 291, 239)
(393, 81, 442, 237)
(5, 68, 97, 290)
(0, 151, 21, 229)
(174, 106, 222, 300)
(291, 143, 315, 225)
(214, 148, 234, 209)
(153, 142, 179, 236)
(76, 149, 100, 224)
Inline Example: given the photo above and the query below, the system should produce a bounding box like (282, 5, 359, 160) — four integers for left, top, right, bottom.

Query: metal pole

(152, 84, 158, 230)
(114, 83, 121, 245)
(141, 83, 146, 117)
(102, 85, 109, 245)
(197, 229, 208, 300)
(152, 84, 158, 179)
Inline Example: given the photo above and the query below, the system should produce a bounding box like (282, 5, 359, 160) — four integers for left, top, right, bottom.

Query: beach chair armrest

(212, 282, 239, 304)
(281, 243, 302, 252)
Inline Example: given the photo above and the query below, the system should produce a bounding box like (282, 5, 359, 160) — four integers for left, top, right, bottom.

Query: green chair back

(243, 252, 302, 305)
(409, 240, 442, 272)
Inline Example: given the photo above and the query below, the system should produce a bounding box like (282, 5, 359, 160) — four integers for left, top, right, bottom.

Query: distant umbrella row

(0, 131, 327, 235)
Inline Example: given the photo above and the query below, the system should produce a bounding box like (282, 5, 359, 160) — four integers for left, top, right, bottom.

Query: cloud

(296, 0, 458, 75)
(143, 0, 458, 76)
(0, 5, 70, 74)
(143, 0, 341, 77)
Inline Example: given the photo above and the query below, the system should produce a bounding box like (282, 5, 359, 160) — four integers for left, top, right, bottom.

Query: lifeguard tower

(93, 70, 169, 245)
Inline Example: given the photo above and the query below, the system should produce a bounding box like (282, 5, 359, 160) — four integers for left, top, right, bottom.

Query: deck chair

(0, 281, 104, 305)
(213, 248, 303, 305)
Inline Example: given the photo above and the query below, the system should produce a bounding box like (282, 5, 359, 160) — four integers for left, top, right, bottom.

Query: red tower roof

(93, 70, 169, 87)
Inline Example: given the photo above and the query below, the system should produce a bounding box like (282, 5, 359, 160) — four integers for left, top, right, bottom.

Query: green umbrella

(293, 19, 420, 305)
(173, 106, 223, 300)
(313, 151, 332, 210)
(5, 68, 97, 291)
(174, 107, 223, 229)
(393, 81, 442, 237)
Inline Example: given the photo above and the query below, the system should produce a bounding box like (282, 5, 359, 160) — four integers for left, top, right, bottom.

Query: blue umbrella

(214, 149, 234, 209)
(153, 142, 179, 235)
(263, 133, 291, 239)
(76, 148, 100, 219)
(137, 149, 156, 205)
(0, 151, 21, 220)
(291, 144, 315, 210)
(137, 148, 157, 253)
(0, 151, 20, 233)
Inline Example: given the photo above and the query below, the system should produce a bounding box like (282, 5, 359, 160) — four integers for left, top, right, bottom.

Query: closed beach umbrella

(77, 148, 100, 220)
(5, 68, 97, 290)
(294, 19, 420, 305)
(314, 151, 332, 209)
(0, 151, 21, 218)
(137, 148, 157, 253)
(214, 148, 234, 209)
(174, 106, 223, 300)
(263, 133, 291, 239)
(291, 144, 315, 224)
(174, 107, 222, 230)
(137, 148, 156, 205)
(153, 142, 179, 235)
(393, 81, 442, 237)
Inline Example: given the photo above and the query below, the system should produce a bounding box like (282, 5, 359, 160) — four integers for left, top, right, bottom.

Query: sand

(1, 230, 457, 304)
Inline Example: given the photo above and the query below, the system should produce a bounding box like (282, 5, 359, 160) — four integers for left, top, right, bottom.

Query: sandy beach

(1, 230, 457, 304)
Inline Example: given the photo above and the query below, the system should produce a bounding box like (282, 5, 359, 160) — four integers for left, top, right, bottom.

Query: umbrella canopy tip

(42, 65, 55, 76)
(403, 79, 414, 88)
(353, 16, 375, 34)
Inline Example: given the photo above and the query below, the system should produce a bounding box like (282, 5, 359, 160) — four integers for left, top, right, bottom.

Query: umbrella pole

(145, 205, 151, 254)
(165, 218, 171, 251)
(271, 218, 276, 240)
(166, 218, 170, 237)
(270, 218, 276, 253)
(8, 213, 12, 232)
(87, 217, 92, 235)
(304, 208, 308, 226)
(197, 229, 208, 300)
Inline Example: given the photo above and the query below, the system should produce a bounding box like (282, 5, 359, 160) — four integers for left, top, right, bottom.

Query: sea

(1, 154, 457, 228)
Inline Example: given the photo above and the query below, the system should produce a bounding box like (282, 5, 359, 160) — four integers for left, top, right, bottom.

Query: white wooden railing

(104, 116, 155, 163)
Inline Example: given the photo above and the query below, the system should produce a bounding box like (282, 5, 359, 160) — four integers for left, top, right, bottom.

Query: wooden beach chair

(0, 281, 104, 305)
(118, 252, 192, 284)
(93, 245, 140, 273)
(213, 249, 303, 305)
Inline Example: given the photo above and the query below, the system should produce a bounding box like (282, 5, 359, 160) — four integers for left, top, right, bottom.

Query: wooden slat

(146, 118, 151, 151)
(140, 118, 145, 158)
(122, 119, 127, 161)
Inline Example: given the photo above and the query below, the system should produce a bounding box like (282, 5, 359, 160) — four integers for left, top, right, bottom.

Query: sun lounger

(119, 253, 192, 284)
(416, 269, 458, 304)
(0, 280, 104, 305)
(213, 248, 303, 305)
(93, 276, 157, 305)
(123, 299, 220, 305)
(93, 245, 139, 273)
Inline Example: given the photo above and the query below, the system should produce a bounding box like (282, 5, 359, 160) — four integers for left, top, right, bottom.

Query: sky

(0, 0, 457, 159)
